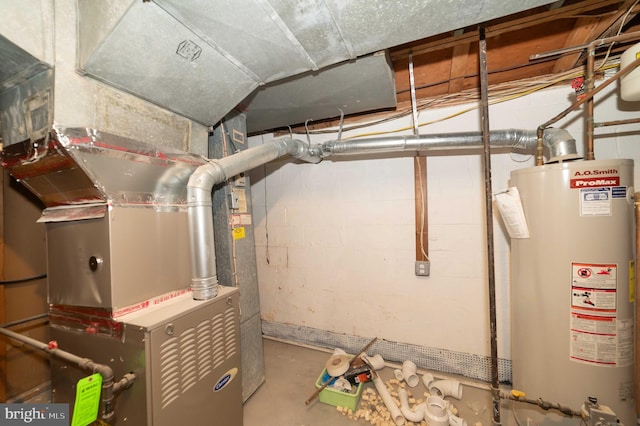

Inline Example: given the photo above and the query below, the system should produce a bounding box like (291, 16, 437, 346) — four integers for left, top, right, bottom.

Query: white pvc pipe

(449, 414, 468, 426)
(429, 379, 463, 399)
(363, 354, 385, 370)
(402, 360, 419, 387)
(425, 396, 450, 426)
(398, 388, 426, 423)
(373, 376, 405, 426)
(422, 372, 435, 388)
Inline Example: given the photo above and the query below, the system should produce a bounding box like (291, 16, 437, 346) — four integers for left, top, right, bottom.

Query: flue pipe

(188, 128, 578, 300)
(0, 326, 135, 424)
(187, 137, 319, 300)
(320, 128, 578, 163)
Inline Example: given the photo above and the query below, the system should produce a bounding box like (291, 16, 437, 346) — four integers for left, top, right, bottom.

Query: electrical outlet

(415, 261, 430, 277)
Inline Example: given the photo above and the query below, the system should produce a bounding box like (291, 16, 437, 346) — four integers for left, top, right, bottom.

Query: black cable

(0, 273, 46, 284)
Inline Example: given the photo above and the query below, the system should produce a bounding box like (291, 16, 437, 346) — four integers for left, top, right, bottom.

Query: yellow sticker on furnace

(232, 227, 246, 240)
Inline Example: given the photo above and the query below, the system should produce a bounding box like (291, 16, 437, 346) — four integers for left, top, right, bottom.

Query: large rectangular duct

(76, 0, 558, 127)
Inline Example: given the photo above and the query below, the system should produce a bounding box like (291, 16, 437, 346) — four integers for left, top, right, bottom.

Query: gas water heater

(510, 159, 635, 426)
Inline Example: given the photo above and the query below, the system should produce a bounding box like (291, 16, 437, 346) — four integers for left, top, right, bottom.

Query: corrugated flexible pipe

(0, 326, 136, 424)
(187, 137, 320, 300)
(320, 128, 579, 163)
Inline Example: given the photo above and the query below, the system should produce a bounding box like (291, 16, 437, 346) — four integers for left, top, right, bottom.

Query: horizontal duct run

(76, 0, 557, 126)
(187, 127, 578, 300)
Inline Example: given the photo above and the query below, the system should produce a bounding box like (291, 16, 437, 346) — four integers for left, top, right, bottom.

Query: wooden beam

(414, 156, 428, 262)
(552, 17, 603, 72)
(553, 0, 639, 72)
(391, 0, 621, 59)
(448, 30, 471, 93)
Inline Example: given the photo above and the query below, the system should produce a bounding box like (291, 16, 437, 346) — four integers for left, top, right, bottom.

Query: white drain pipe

(187, 128, 578, 300)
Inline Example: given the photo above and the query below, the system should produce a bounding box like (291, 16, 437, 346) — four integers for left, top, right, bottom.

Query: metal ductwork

(320, 128, 580, 163)
(188, 127, 579, 300)
(187, 137, 319, 300)
(75, 0, 558, 127)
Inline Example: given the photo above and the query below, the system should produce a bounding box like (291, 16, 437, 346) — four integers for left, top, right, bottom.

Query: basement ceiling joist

(285, 0, 640, 135)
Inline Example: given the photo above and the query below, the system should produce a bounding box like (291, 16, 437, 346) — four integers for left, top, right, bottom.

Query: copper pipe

(538, 55, 640, 141)
(594, 117, 640, 127)
(585, 32, 640, 160)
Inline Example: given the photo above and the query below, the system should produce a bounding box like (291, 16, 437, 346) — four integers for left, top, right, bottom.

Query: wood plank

(390, 0, 621, 59)
(552, 17, 603, 72)
(553, 0, 639, 72)
(414, 156, 428, 262)
(448, 30, 471, 93)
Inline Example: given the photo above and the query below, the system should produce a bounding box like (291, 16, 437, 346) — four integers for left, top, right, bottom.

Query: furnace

(1, 127, 243, 425)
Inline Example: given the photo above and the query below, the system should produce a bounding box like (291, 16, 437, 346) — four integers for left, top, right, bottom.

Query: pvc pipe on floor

(402, 360, 419, 387)
(398, 388, 426, 423)
(425, 396, 450, 426)
(373, 376, 405, 426)
(429, 379, 463, 399)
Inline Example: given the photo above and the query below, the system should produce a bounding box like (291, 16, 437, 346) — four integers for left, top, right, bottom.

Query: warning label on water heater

(569, 262, 631, 367)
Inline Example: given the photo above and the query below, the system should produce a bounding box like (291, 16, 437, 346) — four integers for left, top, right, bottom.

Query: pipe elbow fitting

(542, 128, 581, 162)
(399, 388, 426, 422)
(429, 379, 463, 400)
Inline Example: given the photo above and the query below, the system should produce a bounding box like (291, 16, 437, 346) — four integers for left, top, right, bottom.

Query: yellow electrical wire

(340, 60, 620, 140)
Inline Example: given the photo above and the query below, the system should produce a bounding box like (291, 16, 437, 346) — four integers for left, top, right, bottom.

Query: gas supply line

(0, 326, 136, 424)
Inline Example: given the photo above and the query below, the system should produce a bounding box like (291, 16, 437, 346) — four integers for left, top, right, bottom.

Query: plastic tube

(394, 369, 404, 381)
(422, 372, 435, 388)
(429, 379, 463, 399)
(402, 360, 419, 387)
(363, 354, 385, 370)
(373, 376, 405, 426)
(449, 414, 468, 426)
(398, 388, 426, 422)
(425, 396, 450, 426)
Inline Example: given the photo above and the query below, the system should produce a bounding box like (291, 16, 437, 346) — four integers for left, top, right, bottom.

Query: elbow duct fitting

(187, 137, 317, 300)
(429, 379, 463, 400)
(402, 360, 419, 387)
(398, 388, 426, 422)
(373, 376, 405, 426)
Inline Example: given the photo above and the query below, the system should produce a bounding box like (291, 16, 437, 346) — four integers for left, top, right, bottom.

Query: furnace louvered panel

(50, 287, 242, 426)
(156, 296, 241, 413)
(159, 338, 180, 408)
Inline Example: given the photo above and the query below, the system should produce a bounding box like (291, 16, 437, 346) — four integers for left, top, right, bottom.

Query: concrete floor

(243, 338, 502, 426)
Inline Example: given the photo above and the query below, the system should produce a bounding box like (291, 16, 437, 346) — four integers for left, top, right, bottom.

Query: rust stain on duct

(96, 86, 192, 151)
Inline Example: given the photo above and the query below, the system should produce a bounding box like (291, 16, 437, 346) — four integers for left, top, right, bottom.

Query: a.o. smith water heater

(510, 159, 635, 426)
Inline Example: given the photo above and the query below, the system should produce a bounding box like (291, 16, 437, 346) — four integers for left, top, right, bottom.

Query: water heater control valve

(582, 398, 621, 426)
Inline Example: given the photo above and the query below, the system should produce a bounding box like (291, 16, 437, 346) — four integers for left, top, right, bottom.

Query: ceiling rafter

(553, 0, 639, 72)
(390, 0, 622, 59)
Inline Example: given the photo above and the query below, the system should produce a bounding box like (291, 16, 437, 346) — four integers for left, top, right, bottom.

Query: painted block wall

(247, 79, 640, 361)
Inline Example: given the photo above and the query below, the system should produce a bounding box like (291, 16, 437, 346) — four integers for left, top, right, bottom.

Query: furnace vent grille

(159, 309, 239, 409)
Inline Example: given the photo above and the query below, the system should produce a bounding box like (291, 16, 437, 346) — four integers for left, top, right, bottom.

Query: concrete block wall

(248, 80, 640, 364)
